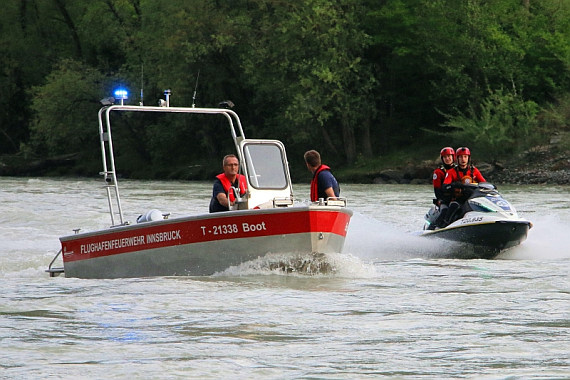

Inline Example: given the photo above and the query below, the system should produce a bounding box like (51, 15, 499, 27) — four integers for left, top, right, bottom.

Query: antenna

(139, 63, 144, 106)
(192, 69, 200, 108)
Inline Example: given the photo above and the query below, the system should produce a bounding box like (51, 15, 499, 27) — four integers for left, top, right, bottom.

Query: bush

(440, 86, 540, 160)
(27, 59, 108, 156)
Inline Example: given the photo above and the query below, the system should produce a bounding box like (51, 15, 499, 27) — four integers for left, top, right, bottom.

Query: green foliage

(238, 0, 376, 162)
(367, 0, 570, 133)
(27, 59, 108, 156)
(441, 86, 540, 160)
(0, 0, 569, 177)
(535, 93, 570, 156)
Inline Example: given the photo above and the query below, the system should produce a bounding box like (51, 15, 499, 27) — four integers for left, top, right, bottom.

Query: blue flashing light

(114, 89, 129, 99)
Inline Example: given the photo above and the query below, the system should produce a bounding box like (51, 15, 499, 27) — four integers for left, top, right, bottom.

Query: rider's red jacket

(443, 165, 486, 185)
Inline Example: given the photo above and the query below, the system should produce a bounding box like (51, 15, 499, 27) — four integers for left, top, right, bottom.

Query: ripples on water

(1, 178, 569, 379)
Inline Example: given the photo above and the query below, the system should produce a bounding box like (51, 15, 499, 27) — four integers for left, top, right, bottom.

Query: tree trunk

(320, 125, 340, 156)
(341, 116, 356, 163)
(360, 117, 373, 158)
(52, 0, 82, 58)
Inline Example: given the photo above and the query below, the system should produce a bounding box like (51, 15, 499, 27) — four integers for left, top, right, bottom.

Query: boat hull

(60, 206, 352, 278)
(421, 220, 531, 259)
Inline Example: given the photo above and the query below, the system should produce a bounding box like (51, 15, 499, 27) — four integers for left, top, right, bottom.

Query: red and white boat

(47, 92, 352, 278)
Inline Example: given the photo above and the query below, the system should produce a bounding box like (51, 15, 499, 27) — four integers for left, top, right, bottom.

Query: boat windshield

(242, 142, 288, 189)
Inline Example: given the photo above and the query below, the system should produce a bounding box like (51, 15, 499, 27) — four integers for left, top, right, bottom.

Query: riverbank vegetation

(1, 0, 568, 183)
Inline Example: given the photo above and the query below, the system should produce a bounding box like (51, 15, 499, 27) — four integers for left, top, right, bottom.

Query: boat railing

(45, 249, 64, 277)
(97, 103, 247, 226)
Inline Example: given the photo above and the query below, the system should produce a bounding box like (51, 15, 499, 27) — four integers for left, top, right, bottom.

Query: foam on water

(344, 212, 459, 260)
(214, 251, 378, 278)
(499, 213, 570, 260)
(344, 210, 570, 262)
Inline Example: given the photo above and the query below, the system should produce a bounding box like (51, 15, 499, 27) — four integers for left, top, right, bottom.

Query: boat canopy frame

(98, 104, 294, 227)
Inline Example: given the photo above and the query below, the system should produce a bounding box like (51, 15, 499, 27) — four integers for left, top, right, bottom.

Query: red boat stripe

(61, 210, 350, 262)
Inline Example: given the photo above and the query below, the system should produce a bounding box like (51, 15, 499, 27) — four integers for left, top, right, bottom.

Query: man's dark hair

(304, 150, 321, 167)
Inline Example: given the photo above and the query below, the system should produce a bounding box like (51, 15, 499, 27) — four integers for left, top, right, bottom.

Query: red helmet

(456, 147, 471, 156)
(440, 147, 455, 159)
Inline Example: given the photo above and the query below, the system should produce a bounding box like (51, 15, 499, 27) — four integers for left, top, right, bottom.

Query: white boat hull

(60, 206, 352, 278)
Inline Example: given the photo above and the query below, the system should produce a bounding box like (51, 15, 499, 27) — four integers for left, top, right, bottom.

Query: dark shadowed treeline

(1, 0, 569, 178)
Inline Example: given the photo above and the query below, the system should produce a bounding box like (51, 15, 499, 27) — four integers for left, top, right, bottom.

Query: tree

(238, 0, 377, 163)
(441, 86, 539, 160)
(27, 59, 108, 156)
(366, 0, 570, 153)
(2, 0, 569, 176)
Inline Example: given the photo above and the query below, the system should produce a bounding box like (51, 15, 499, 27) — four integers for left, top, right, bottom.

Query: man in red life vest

(430, 147, 456, 229)
(442, 147, 486, 225)
(304, 150, 340, 202)
(209, 154, 248, 213)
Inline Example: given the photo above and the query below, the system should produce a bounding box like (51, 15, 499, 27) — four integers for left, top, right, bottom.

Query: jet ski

(421, 182, 532, 259)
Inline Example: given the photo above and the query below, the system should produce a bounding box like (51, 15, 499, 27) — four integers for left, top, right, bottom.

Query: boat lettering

(79, 230, 182, 254)
(199, 222, 267, 235)
(146, 230, 181, 243)
(80, 235, 146, 254)
(212, 224, 239, 235)
(242, 222, 266, 232)
(462, 216, 483, 224)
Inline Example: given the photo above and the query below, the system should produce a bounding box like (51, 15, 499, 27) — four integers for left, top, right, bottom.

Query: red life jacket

(444, 165, 486, 185)
(454, 166, 485, 184)
(216, 173, 247, 202)
(310, 165, 331, 202)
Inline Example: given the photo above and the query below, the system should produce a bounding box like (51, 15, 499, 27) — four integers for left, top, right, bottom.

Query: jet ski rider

(430, 147, 456, 229)
(442, 147, 486, 225)
(433, 147, 456, 201)
(443, 147, 486, 186)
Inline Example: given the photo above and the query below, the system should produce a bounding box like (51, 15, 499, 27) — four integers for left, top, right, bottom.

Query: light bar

(114, 89, 128, 100)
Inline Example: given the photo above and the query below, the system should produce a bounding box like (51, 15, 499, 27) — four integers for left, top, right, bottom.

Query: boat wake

(345, 212, 569, 261)
(498, 213, 570, 260)
(344, 213, 452, 260)
(214, 251, 377, 278)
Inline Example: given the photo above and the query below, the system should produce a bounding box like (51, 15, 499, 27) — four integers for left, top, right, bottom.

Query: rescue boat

(47, 91, 352, 278)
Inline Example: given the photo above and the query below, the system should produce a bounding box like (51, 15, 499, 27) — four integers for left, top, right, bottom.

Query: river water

(1, 177, 569, 379)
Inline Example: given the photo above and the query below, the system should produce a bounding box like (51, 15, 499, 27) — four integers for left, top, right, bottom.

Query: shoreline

(344, 144, 569, 186)
(1, 145, 568, 186)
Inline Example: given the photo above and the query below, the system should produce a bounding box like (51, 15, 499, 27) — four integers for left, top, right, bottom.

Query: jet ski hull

(422, 220, 531, 259)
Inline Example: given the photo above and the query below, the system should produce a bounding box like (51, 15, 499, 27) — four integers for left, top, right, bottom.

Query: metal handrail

(45, 249, 64, 277)
(97, 105, 247, 226)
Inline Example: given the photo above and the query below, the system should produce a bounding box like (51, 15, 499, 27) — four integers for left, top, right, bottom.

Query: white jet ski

(421, 182, 532, 259)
